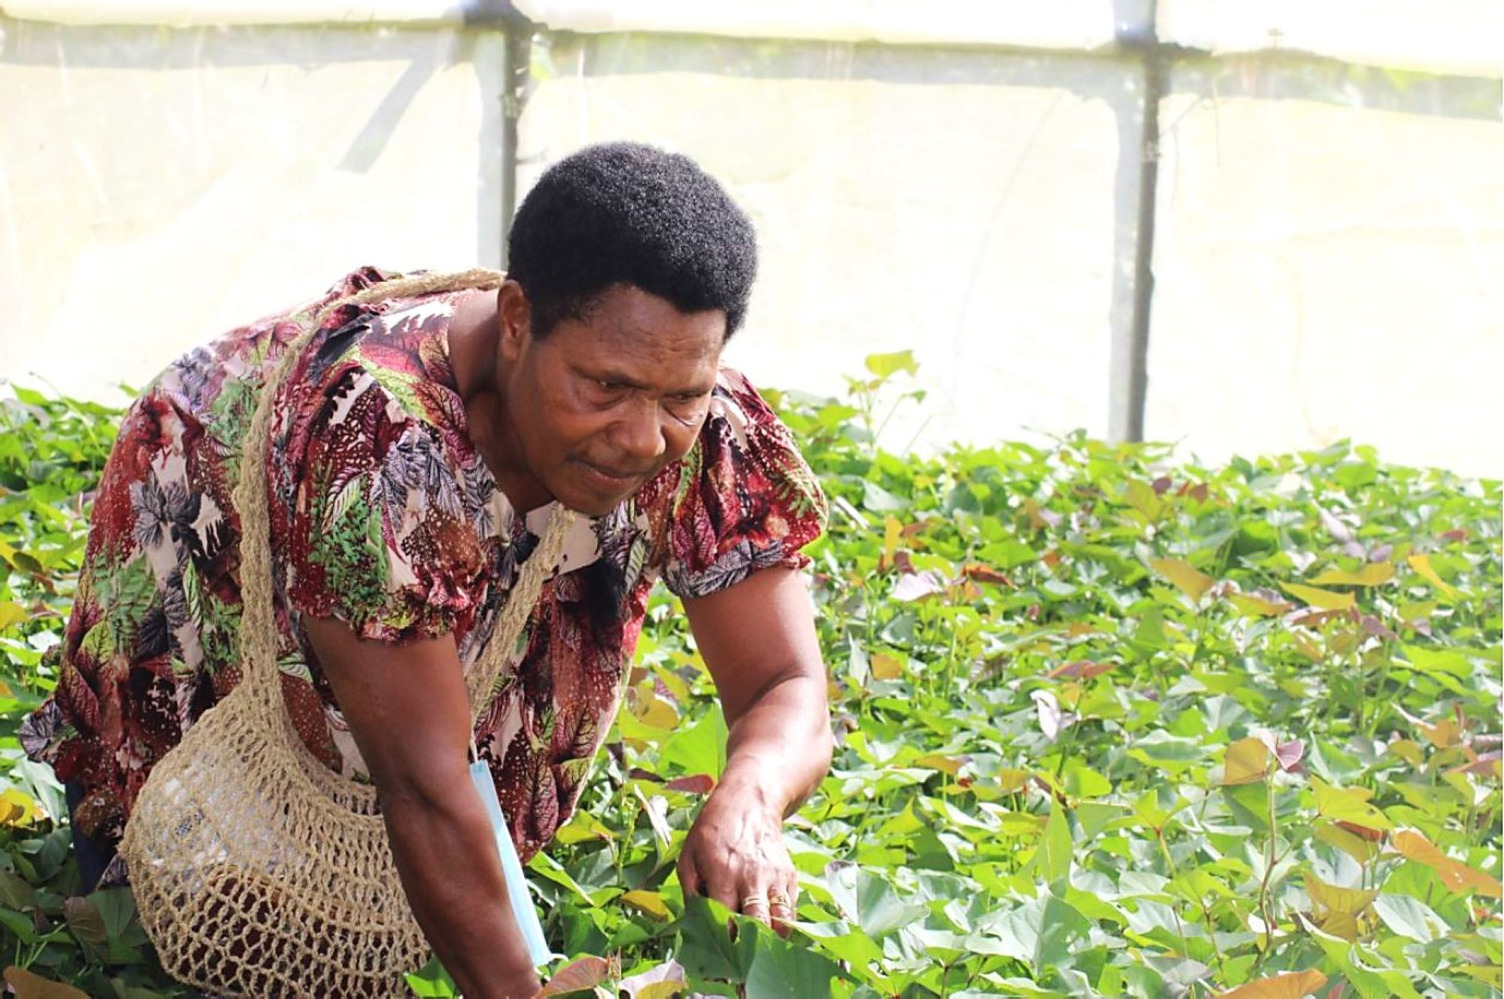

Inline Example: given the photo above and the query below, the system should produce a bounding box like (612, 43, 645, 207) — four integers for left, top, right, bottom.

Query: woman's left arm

(678, 565, 832, 928)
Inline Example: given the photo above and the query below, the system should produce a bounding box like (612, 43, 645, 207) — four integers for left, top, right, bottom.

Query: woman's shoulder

(275, 285, 475, 470)
(301, 294, 462, 422)
(701, 366, 814, 473)
(271, 287, 493, 646)
(642, 366, 824, 518)
(636, 365, 827, 597)
(698, 366, 782, 438)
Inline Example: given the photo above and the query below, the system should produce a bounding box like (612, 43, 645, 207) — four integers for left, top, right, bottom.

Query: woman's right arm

(303, 615, 542, 999)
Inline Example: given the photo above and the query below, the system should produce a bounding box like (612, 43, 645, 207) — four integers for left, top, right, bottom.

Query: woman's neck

(448, 291, 553, 513)
(447, 290, 501, 400)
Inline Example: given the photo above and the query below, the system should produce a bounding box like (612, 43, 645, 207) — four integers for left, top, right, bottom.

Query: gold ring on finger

(741, 894, 768, 909)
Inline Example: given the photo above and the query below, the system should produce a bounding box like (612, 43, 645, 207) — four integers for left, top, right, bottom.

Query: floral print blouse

(22, 267, 826, 870)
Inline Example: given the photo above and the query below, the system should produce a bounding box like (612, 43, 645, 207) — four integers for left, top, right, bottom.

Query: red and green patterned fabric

(22, 268, 826, 876)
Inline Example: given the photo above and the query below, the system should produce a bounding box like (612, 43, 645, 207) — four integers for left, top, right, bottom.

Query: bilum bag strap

(231, 269, 576, 787)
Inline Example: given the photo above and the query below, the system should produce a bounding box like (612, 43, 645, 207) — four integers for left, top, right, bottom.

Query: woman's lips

(577, 459, 647, 489)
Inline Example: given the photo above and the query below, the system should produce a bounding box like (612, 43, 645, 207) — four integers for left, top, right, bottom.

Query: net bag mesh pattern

(120, 270, 573, 997)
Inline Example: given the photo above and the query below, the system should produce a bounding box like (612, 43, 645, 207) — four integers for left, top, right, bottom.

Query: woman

(23, 143, 833, 997)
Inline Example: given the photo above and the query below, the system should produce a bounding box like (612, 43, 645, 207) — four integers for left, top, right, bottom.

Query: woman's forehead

(557, 285, 725, 360)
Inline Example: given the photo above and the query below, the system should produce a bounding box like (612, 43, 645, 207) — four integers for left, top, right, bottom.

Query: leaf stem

(1249, 775, 1281, 975)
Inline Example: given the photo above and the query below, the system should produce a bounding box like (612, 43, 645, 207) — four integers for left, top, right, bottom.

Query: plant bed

(2, 360, 1499, 998)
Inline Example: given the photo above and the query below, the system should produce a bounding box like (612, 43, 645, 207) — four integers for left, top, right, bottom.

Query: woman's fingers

(736, 869, 801, 930)
(684, 847, 745, 914)
(678, 792, 799, 932)
(676, 851, 704, 900)
(735, 881, 777, 930)
(683, 853, 798, 937)
(766, 890, 792, 934)
(740, 890, 771, 920)
(767, 874, 799, 936)
(689, 848, 779, 926)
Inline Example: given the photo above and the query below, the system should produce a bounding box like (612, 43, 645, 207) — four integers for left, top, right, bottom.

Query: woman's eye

(666, 395, 706, 420)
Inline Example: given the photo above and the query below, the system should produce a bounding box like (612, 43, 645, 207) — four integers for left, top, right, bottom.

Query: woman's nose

(611, 401, 668, 464)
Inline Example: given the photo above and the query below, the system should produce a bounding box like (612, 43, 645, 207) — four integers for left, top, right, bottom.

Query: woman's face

(500, 282, 726, 516)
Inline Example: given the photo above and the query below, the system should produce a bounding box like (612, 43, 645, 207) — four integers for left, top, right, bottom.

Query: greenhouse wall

(1, 1, 1499, 475)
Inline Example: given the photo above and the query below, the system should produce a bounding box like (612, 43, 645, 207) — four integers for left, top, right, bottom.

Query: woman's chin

(556, 466, 639, 516)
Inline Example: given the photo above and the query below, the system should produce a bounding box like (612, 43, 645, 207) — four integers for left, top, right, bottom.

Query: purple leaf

(1030, 690, 1070, 742)
(1273, 738, 1305, 772)
(892, 570, 947, 602)
(1318, 505, 1356, 544)
(1254, 732, 1305, 773)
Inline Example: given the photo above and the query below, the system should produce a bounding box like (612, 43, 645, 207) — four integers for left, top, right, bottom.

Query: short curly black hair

(506, 142, 758, 339)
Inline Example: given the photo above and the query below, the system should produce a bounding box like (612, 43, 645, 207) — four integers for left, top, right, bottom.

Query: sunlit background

(2, 0, 1499, 476)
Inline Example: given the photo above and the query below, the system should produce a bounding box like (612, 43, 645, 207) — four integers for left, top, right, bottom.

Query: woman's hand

(495, 969, 544, 998)
(676, 776, 799, 931)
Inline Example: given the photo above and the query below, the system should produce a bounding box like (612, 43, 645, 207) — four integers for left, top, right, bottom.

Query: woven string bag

(120, 271, 574, 997)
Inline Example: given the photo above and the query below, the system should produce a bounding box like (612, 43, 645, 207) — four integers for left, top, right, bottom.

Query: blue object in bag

(468, 760, 556, 966)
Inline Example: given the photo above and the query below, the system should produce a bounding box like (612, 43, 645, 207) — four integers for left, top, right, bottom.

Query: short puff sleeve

(660, 369, 828, 600)
(276, 367, 487, 644)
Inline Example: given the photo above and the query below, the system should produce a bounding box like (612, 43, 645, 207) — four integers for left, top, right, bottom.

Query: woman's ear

(497, 280, 532, 362)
